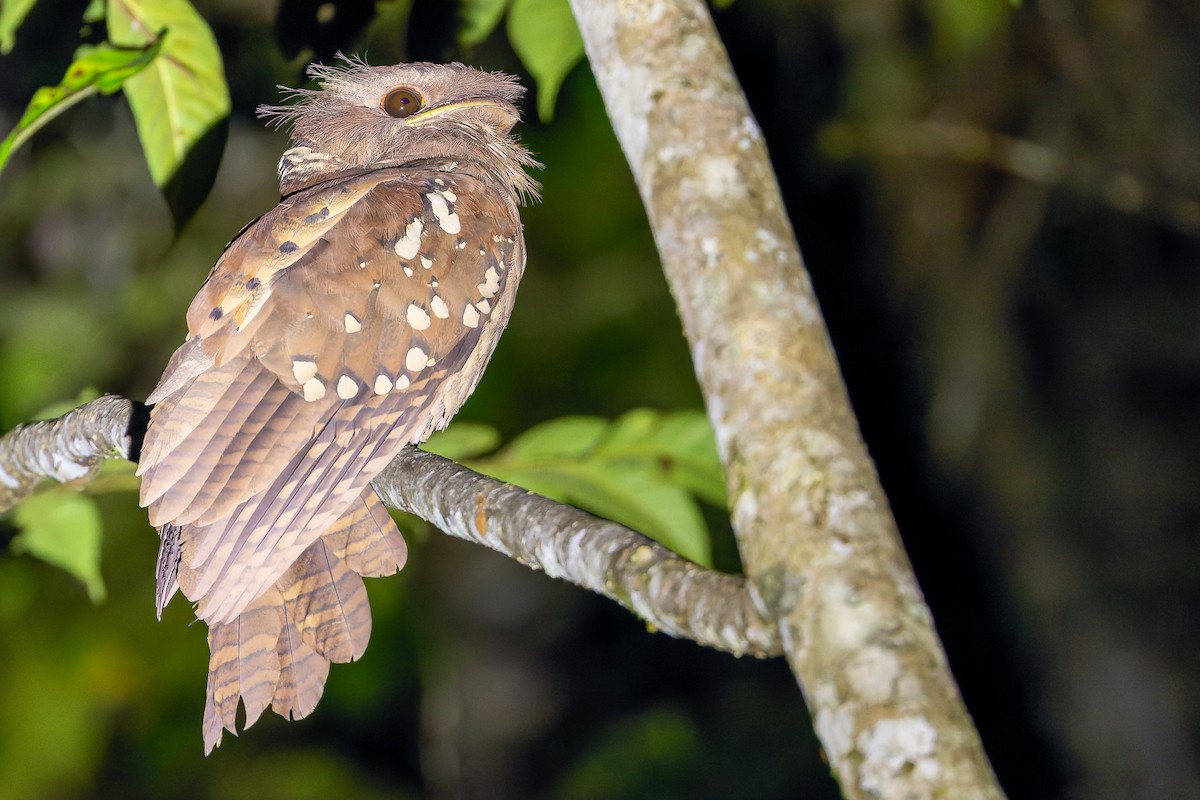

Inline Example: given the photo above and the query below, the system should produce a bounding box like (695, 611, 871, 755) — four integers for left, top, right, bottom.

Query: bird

(135, 58, 538, 753)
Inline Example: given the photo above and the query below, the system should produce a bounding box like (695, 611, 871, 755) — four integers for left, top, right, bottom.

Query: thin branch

(0, 395, 144, 513)
(374, 449, 779, 657)
(0, 395, 781, 658)
(568, 1, 1006, 798)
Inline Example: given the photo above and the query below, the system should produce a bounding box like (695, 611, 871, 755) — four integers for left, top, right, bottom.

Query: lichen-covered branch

(373, 448, 779, 657)
(0, 395, 781, 658)
(0, 395, 144, 513)
(568, 1, 1005, 797)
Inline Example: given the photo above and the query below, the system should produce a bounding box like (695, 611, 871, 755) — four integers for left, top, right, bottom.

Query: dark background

(0, 0, 1197, 798)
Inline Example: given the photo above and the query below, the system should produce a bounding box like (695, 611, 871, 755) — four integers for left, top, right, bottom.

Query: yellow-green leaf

(107, 0, 230, 188)
(507, 0, 583, 121)
(0, 40, 163, 175)
(459, 0, 510, 46)
(424, 422, 502, 461)
(498, 416, 607, 460)
(11, 491, 106, 603)
(0, 0, 38, 53)
(600, 409, 727, 508)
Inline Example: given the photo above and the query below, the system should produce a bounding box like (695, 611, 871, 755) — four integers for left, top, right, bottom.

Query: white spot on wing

(374, 374, 393, 395)
(394, 217, 423, 260)
(344, 313, 362, 333)
(476, 298, 491, 314)
(407, 304, 431, 330)
(463, 304, 480, 328)
(337, 374, 359, 399)
(395, 374, 411, 390)
(302, 377, 326, 401)
(430, 295, 450, 318)
(292, 358, 318, 383)
(427, 191, 462, 234)
(420, 256, 433, 269)
(478, 265, 501, 298)
(406, 346, 427, 372)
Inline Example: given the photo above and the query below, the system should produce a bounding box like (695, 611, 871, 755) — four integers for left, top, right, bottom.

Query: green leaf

(11, 491, 106, 603)
(928, 0, 1011, 55)
(474, 410, 726, 566)
(424, 422, 502, 461)
(85, 458, 140, 495)
(601, 409, 727, 508)
(0, 39, 164, 175)
(500, 416, 608, 460)
(0, 0, 37, 53)
(507, 0, 583, 121)
(107, 0, 230, 189)
(82, 0, 106, 24)
(459, 0, 510, 46)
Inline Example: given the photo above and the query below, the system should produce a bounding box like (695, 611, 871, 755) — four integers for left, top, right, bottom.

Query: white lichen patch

(826, 489, 875, 536)
(819, 578, 885, 652)
(738, 115, 763, 147)
(699, 155, 743, 200)
(856, 716, 940, 796)
(812, 684, 853, 764)
(51, 455, 91, 481)
(732, 488, 758, 528)
(845, 646, 902, 705)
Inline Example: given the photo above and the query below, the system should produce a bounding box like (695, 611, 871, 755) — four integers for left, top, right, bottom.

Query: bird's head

(259, 57, 539, 200)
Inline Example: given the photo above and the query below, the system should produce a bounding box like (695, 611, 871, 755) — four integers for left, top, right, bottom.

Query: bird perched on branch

(136, 58, 538, 753)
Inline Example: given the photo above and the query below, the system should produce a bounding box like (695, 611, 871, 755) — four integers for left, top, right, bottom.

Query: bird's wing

(139, 166, 521, 624)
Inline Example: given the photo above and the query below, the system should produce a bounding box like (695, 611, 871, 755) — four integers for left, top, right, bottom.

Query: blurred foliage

(107, 0, 230, 222)
(11, 489, 106, 602)
(0, 38, 162, 173)
(458, 0, 508, 48)
(505, 0, 583, 122)
(0, 0, 37, 53)
(1, 0, 232, 221)
(1, 0, 1199, 798)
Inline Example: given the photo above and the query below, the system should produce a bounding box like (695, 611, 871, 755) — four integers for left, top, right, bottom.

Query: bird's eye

(382, 87, 423, 118)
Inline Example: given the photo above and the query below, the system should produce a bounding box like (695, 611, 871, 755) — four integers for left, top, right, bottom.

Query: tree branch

(568, 1, 1005, 797)
(374, 449, 778, 657)
(0, 395, 780, 658)
(0, 395, 145, 512)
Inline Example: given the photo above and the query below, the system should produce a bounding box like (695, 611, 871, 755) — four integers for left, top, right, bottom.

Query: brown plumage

(137, 59, 537, 753)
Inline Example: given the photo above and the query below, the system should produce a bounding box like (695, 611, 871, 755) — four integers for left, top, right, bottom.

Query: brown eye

(382, 87, 423, 118)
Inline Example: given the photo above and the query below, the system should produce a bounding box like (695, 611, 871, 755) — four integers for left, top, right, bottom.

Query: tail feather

(319, 488, 408, 578)
(279, 538, 372, 663)
(188, 488, 408, 753)
(202, 589, 284, 754)
(271, 601, 331, 721)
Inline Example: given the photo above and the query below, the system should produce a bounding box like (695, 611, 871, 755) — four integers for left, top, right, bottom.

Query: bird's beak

(405, 99, 520, 132)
